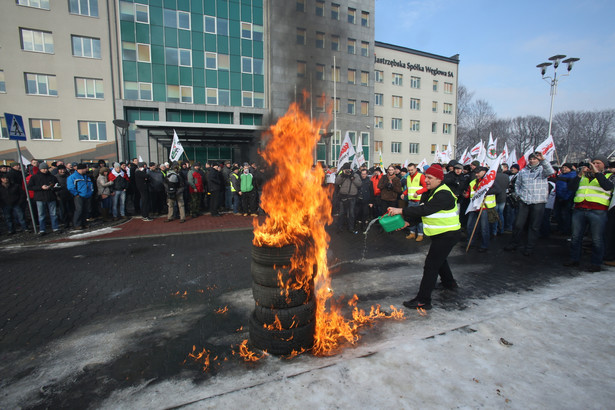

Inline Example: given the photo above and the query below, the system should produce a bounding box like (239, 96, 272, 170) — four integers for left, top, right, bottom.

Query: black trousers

(510, 202, 545, 251)
(209, 190, 221, 216)
(139, 188, 150, 218)
(416, 230, 459, 303)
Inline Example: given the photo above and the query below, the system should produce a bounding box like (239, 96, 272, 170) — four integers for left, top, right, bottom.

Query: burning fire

(263, 315, 283, 331)
(253, 101, 405, 357)
(215, 306, 229, 314)
(237, 339, 267, 362)
(187, 345, 211, 372)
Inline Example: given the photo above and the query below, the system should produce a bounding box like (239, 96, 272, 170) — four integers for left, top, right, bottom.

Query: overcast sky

(375, 0, 615, 119)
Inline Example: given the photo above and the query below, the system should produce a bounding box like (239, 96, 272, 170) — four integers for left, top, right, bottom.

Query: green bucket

(378, 214, 406, 232)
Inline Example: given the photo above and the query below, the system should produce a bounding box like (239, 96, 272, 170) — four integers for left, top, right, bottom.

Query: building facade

(374, 41, 459, 167)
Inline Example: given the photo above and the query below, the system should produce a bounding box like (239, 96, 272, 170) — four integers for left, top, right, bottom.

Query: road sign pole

(15, 140, 38, 234)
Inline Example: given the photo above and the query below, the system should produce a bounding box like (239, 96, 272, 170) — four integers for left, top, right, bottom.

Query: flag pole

(466, 197, 486, 253)
(15, 140, 38, 234)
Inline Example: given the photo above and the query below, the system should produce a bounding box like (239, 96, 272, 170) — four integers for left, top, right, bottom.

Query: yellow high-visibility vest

(574, 173, 613, 206)
(422, 184, 461, 236)
(469, 179, 496, 209)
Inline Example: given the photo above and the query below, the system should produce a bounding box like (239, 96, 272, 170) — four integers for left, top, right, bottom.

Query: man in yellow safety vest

(387, 164, 461, 310)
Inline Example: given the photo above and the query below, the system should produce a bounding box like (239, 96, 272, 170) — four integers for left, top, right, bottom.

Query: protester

(188, 162, 205, 218)
(163, 163, 186, 223)
(387, 164, 461, 310)
(27, 162, 60, 235)
(207, 163, 225, 217)
(0, 172, 28, 234)
(67, 164, 94, 230)
(109, 162, 130, 220)
(134, 162, 151, 221)
(504, 152, 554, 256)
(378, 165, 402, 212)
(503, 164, 520, 232)
(239, 163, 258, 217)
(355, 168, 374, 232)
(54, 165, 74, 228)
(464, 167, 495, 252)
(335, 163, 361, 233)
(370, 167, 383, 216)
(230, 165, 242, 214)
(553, 163, 577, 235)
(148, 163, 166, 216)
(402, 163, 427, 242)
(97, 167, 114, 221)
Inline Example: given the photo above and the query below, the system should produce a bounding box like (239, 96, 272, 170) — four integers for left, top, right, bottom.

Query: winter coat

(27, 171, 58, 202)
(147, 169, 165, 193)
(240, 171, 255, 192)
(188, 168, 204, 193)
(67, 172, 94, 198)
(0, 181, 23, 207)
(54, 173, 74, 201)
(555, 170, 577, 200)
(443, 172, 469, 198)
(133, 169, 149, 193)
(109, 169, 129, 191)
(207, 168, 224, 193)
(377, 174, 402, 202)
(371, 174, 383, 196)
(163, 170, 185, 194)
(97, 174, 114, 197)
(335, 172, 361, 197)
(358, 176, 374, 204)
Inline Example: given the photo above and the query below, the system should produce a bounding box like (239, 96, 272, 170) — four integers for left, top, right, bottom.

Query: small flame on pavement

(285, 348, 307, 359)
(237, 340, 267, 362)
(187, 345, 211, 372)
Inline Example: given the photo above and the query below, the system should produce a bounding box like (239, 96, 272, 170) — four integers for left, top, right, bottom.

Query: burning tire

(252, 282, 312, 309)
(251, 261, 295, 287)
(254, 298, 316, 328)
(251, 244, 296, 266)
(249, 312, 315, 355)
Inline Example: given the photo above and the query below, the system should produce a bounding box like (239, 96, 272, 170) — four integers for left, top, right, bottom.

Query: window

(316, 64, 325, 80)
(242, 91, 253, 107)
(360, 41, 369, 57)
(241, 22, 252, 39)
(375, 93, 383, 106)
(409, 143, 419, 154)
(410, 76, 421, 89)
(206, 88, 218, 105)
(75, 77, 103, 99)
(122, 41, 136, 60)
(0, 70, 6, 93)
(69, 0, 98, 17)
(332, 66, 340, 82)
(30, 119, 61, 140)
(347, 69, 356, 84)
(297, 61, 306, 77)
(78, 121, 106, 141)
(219, 90, 230, 106)
(242, 57, 252, 73)
(18, 0, 50, 9)
(218, 54, 230, 70)
(348, 8, 356, 24)
(181, 86, 192, 103)
(135, 4, 149, 23)
(392, 95, 402, 108)
(178, 11, 191, 30)
(205, 52, 217, 69)
(374, 116, 383, 129)
(218, 18, 229, 36)
(179, 48, 191, 66)
(374, 140, 383, 153)
(125, 82, 151, 100)
(393, 73, 405, 86)
(331, 35, 339, 51)
(433, 80, 438, 92)
(253, 59, 263, 75)
(316, 97, 325, 112)
(443, 123, 452, 134)
(315, 0, 324, 16)
(347, 38, 356, 54)
(296, 28, 306, 45)
(391, 118, 402, 130)
(361, 132, 370, 151)
(25, 73, 57, 96)
(375, 70, 383, 83)
(410, 98, 420, 110)
(296, 0, 305, 12)
(444, 82, 453, 94)
(167, 85, 179, 102)
(20, 29, 54, 54)
(361, 11, 369, 27)
(432, 101, 437, 113)
(391, 142, 401, 154)
(315, 32, 325, 48)
(72, 35, 101, 59)
(331, 3, 340, 20)
(138, 43, 151, 63)
(431, 144, 437, 154)
(164, 8, 178, 27)
(254, 92, 265, 108)
(361, 101, 368, 116)
(432, 122, 437, 133)
(204, 15, 216, 33)
(361, 71, 369, 86)
(444, 103, 453, 114)
(410, 120, 420, 132)
(347, 99, 355, 115)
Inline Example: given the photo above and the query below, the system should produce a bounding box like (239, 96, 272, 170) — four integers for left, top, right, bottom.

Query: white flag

(446, 140, 454, 160)
(434, 146, 441, 163)
(21, 155, 31, 166)
(138, 155, 144, 162)
(337, 131, 356, 169)
(536, 135, 556, 161)
(470, 141, 482, 157)
(169, 130, 184, 162)
(403, 159, 410, 169)
(486, 133, 498, 160)
(466, 154, 503, 214)
(476, 141, 487, 165)
(460, 148, 471, 165)
(507, 148, 517, 167)
(351, 137, 365, 171)
(502, 143, 509, 164)
(417, 158, 428, 171)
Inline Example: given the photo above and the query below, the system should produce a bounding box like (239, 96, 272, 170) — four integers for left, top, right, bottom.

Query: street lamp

(536, 54, 580, 139)
(112, 119, 129, 161)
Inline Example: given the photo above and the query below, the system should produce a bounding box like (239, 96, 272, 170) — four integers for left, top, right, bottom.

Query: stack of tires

(249, 244, 316, 355)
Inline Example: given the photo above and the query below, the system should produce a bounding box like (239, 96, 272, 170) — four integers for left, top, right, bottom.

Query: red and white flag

(417, 158, 428, 170)
(470, 141, 482, 157)
(536, 135, 556, 161)
(517, 146, 534, 170)
(337, 131, 356, 169)
(460, 148, 471, 165)
(466, 154, 503, 214)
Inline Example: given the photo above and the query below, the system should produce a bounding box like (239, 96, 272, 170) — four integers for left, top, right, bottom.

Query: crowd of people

(1, 155, 614, 274)
(0, 159, 264, 236)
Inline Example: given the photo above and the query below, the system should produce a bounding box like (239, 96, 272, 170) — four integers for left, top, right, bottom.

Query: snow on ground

(97, 269, 615, 409)
(66, 226, 121, 240)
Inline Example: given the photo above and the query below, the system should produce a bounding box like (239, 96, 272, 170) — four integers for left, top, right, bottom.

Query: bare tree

(553, 111, 583, 160)
(509, 116, 549, 154)
(456, 88, 496, 157)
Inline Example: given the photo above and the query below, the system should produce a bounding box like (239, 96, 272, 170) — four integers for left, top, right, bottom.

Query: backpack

(167, 172, 179, 199)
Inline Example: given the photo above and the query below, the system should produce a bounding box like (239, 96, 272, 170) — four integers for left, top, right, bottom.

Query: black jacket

(134, 169, 149, 192)
(207, 168, 224, 193)
(358, 176, 374, 203)
(443, 172, 469, 198)
(402, 184, 457, 228)
(27, 171, 58, 202)
(0, 181, 23, 207)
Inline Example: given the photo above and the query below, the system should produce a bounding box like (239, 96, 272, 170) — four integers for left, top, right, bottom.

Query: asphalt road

(0, 226, 584, 408)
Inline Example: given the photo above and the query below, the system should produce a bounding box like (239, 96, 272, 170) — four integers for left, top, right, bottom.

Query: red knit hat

(425, 164, 444, 180)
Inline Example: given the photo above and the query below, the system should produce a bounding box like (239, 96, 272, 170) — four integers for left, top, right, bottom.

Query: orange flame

(285, 347, 307, 359)
(187, 345, 211, 372)
(263, 315, 283, 331)
(215, 306, 229, 314)
(238, 339, 266, 362)
(253, 101, 405, 357)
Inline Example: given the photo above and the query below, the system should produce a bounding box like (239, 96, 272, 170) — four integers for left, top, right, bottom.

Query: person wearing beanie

(463, 167, 496, 252)
(387, 163, 461, 310)
(401, 163, 428, 242)
(564, 155, 615, 272)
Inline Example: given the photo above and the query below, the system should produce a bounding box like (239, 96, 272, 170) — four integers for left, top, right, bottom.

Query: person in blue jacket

(67, 163, 94, 230)
(553, 163, 577, 235)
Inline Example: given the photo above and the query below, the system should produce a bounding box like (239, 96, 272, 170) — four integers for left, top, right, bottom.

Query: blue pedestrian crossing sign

(4, 113, 27, 141)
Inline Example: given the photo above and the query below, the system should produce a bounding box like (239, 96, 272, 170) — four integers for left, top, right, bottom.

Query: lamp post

(112, 119, 129, 162)
(536, 54, 580, 139)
